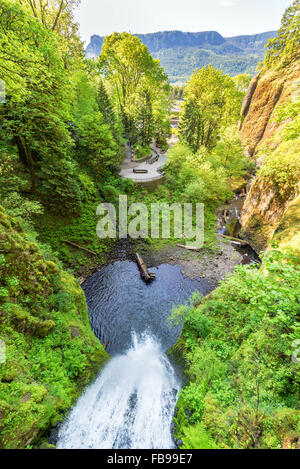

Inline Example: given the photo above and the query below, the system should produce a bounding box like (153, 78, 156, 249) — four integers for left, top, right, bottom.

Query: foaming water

(57, 261, 211, 449)
(57, 333, 180, 449)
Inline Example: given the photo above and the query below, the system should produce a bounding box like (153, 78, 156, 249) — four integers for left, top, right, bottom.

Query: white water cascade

(57, 333, 180, 449)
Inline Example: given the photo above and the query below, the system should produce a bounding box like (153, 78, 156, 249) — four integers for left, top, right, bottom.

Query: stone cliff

(239, 60, 300, 253)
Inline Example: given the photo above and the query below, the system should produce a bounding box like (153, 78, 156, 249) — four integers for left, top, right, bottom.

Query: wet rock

(48, 422, 62, 446)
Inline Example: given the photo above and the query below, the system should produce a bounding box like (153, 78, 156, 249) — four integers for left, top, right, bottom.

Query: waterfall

(57, 333, 180, 449)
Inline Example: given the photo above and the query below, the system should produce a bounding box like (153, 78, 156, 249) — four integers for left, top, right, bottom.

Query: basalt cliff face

(239, 61, 300, 254)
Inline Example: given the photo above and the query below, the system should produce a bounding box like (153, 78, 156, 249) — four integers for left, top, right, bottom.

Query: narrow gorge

(0, 0, 299, 451)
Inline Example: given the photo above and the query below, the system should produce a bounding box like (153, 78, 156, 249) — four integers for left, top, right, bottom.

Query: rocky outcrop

(240, 179, 297, 253)
(272, 195, 300, 256)
(240, 63, 299, 156)
(239, 73, 260, 126)
(239, 61, 300, 252)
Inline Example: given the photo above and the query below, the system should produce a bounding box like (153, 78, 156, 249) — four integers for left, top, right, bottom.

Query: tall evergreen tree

(178, 100, 204, 152)
(135, 88, 154, 146)
(96, 80, 115, 128)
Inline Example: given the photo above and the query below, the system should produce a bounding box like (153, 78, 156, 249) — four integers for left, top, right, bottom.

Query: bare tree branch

(52, 0, 65, 31)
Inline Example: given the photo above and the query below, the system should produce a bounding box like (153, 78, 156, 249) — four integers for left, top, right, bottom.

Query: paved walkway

(120, 143, 168, 183)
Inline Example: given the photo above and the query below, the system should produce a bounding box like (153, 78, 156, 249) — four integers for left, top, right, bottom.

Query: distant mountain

(86, 30, 276, 83)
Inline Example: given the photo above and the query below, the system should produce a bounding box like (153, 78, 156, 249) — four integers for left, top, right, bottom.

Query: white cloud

(219, 0, 236, 6)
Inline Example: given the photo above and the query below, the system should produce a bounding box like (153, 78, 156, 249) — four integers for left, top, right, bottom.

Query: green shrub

(133, 143, 152, 160)
(258, 137, 300, 199)
(181, 422, 219, 449)
(0, 207, 109, 448)
(172, 250, 300, 449)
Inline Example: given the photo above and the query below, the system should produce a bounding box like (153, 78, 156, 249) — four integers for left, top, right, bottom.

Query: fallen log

(64, 241, 97, 256)
(176, 244, 200, 252)
(217, 233, 249, 246)
(135, 253, 156, 283)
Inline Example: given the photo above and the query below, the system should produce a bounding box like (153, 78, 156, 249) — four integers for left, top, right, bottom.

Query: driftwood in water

(217, 233, 249, 246)
(135, 253, 156, 283)
(65, 241, 97, 256)
(176, 244, 200, 252)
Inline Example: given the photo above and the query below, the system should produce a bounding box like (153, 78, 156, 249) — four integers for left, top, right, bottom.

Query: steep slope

(86, 30, 276, 81)
(0, 207, 108, 448)
(239, 60, 300, 253)
(240, 62, 300, 156)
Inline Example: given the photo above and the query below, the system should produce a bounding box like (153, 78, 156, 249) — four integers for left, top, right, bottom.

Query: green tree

(0, 0, 72, 192)
(96, 80, 116, 128)
(18, 0, 84, 61)
(76, 111, 117, 177)
(135, 88, 154, 146)
(99, 32, 169, 144)
(178, 99, 205, 152)
(179, 66, 241, 151)
(96, 79, 125, 160)
(264, 0, 300, 66)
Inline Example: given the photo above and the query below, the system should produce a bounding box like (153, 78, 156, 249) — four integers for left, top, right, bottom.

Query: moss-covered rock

(0, 206, 109, 449)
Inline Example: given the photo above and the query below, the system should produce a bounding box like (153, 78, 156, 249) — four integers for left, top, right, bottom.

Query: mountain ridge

(86, 30, 276, 82)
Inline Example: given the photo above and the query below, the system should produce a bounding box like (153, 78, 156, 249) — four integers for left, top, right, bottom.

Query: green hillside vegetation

(171, 250, 300, 449)
(170, 0, 300, 450)
(155, 48, 263, 83)
(0, 0, 299, 450)
(0, 206, 109, 449)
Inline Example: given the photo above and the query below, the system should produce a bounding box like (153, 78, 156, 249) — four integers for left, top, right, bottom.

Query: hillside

(0, 206, 108, 448)
(86, 30, 276, 82)
(239, 60, 300, 253)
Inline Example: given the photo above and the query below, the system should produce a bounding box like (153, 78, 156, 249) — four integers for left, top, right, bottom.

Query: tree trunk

(14, 136, 27, 166)
(25, 144, 36, 193)
(14, 136, 36, 193)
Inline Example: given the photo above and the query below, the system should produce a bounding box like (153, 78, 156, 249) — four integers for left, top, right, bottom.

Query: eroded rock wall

(239, 61, 300, 251)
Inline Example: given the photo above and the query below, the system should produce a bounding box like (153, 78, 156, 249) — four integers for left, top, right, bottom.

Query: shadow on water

(82, 260, 212, 355)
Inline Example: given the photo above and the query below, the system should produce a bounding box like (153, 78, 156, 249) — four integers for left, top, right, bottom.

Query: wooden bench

(133, 169, 148, 174)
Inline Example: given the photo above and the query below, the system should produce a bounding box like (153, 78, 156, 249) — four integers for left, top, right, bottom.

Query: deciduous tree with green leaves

(179, 66, 241, 152)
(264, 0, 300, 66)
(98, 32, 170, 147)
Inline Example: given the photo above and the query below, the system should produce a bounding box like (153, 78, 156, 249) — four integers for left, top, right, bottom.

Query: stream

(57, 261, 211, 449)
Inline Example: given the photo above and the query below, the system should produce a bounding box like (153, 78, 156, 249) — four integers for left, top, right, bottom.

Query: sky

(75, 0, 292, 45)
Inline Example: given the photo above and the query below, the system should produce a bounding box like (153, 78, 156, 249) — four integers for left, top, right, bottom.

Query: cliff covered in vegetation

(239, 24, 300, 253)
(0, 206, 108, 448)
(0, 207, 108, 448)
(171, 1, 300, 450)
(239, 62, 300, 252)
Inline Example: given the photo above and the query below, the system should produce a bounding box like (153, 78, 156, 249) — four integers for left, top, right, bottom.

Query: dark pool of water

(82, 261, 211, 355)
